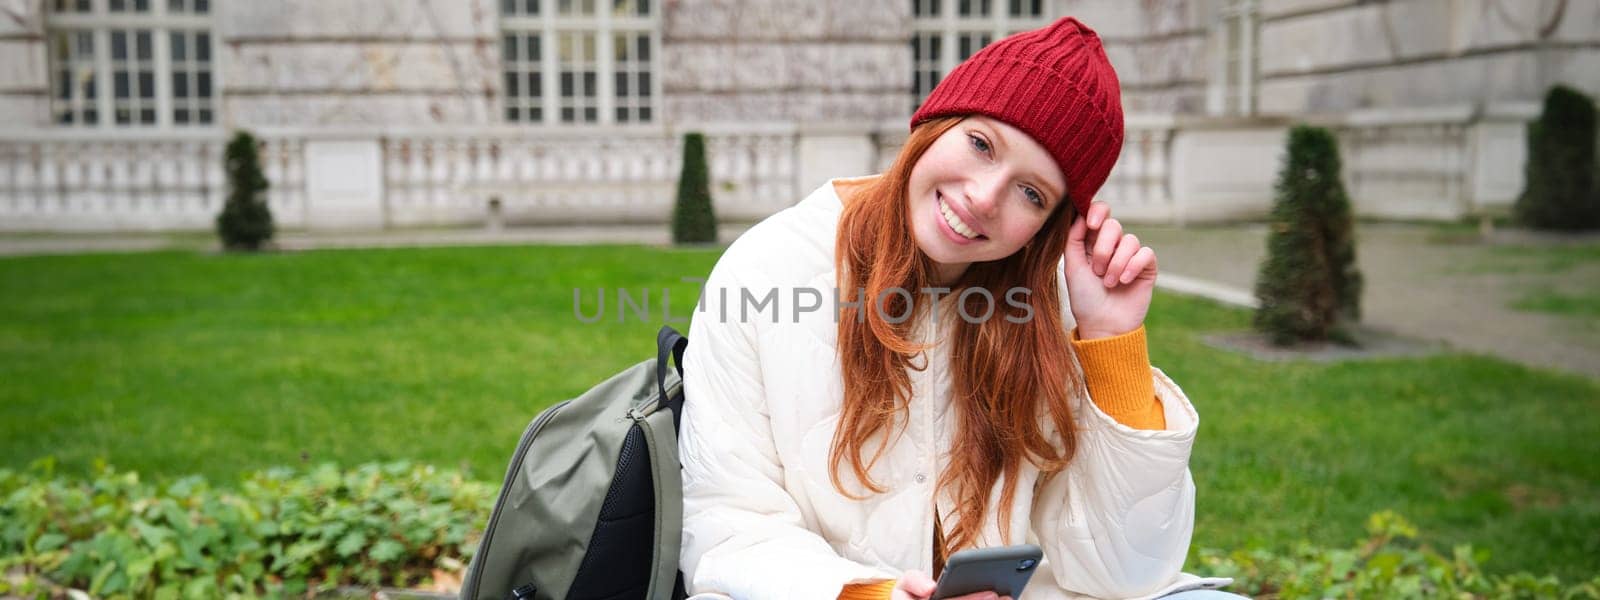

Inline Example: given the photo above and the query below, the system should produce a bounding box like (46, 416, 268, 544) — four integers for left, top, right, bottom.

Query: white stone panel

(797, 131, 875, 195)
(0, 94, 49, 127)
(225, 41, 497, 93)
(1469, 119, 1529, 212)
(304, 139, 384, 230)
(0, 40, 47, 91)
(1339, 116, 1473, 220)
(1168, 125, 1287, 223)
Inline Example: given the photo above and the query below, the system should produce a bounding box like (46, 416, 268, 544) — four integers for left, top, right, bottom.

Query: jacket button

(914, 473, 927, 484)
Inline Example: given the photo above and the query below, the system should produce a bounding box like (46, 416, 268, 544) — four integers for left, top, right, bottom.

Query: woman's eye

(1023, 187, 1044, 206)
(968, 134, 991, 155)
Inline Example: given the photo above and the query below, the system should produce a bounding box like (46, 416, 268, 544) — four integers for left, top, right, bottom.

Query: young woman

(677, 17, 1241, 600)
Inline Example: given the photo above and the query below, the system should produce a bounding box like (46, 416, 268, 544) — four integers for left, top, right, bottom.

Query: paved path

(1138, 223, 1600, 381)
(0, 225, 753, 256)
(0, 235, 183, 255)
(4, 222, 1595, 380)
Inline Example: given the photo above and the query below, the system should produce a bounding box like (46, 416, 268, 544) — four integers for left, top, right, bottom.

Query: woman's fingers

(1085, 200, 1111, 229)
(1123, 246, 1157, 284)
(1089, 217, 1123, 277)
(1064, 212, 1091, 274)
(1103, 233, 1140, 287)
(892, 570, 937, 600)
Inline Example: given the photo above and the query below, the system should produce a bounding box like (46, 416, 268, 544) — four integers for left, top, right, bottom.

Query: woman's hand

(1063, 201, 1158, 340)
(891, 570, 1012, 600)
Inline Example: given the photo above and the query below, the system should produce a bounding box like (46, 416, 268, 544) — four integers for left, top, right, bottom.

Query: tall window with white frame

(1208, 0, 1257, 116)
(46, 0, 216, 127)
(910, 0, 1049, 112)
(500, 0, 657, 125)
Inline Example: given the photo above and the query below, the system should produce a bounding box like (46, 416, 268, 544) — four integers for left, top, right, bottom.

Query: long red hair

(831, 116, 1084, 561)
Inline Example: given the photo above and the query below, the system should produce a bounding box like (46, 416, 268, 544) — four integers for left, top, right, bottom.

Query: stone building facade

(0, 0, 1596, 231)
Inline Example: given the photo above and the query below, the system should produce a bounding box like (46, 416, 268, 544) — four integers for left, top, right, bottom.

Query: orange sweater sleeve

(1070, 325, 1166, 430)
(838, 579, 897, 600)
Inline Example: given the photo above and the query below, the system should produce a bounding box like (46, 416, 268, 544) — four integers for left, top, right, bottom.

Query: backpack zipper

(628, 380, 681, 422)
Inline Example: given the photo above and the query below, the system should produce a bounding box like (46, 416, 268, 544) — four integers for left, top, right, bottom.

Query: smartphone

(930, 544, 1043, 600)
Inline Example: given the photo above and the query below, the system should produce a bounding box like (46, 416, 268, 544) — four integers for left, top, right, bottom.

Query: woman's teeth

(939, 197, 981, 240)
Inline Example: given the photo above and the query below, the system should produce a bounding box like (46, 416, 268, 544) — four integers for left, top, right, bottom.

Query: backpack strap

(635, 401, 686, 600)
(656, 325, 688, 431)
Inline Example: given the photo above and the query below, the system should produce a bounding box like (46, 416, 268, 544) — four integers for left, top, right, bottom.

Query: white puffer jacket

(678, 177, 1232, 600)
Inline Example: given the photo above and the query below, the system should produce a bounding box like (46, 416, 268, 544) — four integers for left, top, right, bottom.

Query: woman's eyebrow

(987, 123, 1064, 202)
(1037, 176, 1063, 205)
(985, 123, 1011, 153)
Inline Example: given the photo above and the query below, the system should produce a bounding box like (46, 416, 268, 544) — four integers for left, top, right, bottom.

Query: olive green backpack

(460, 326, 690, 600)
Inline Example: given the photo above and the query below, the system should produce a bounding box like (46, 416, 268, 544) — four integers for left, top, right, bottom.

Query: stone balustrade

(379, 124, 799, 227)
(0, 104, 1538, 232)
(0, 125, 798, 231)
(0, 130, 306, 232)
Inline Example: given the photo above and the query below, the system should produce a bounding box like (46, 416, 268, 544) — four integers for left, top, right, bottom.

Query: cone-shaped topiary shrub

(216, 130, 275, 251)
(672, 132, 718, 244)
(1515, 84, 1600, 231)
(1253, 125, 1364, 346)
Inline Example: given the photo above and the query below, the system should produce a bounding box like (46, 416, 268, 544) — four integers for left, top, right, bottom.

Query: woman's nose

(967, 173, 1006, 219)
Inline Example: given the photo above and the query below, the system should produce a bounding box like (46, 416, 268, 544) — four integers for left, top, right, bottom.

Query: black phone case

(931, 544, 1044, 599)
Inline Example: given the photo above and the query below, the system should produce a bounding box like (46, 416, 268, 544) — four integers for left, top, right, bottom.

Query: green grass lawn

(2, 245, 1598, 580)
(1513, 289, 1600, 321)
(1476, 243, 1600, 330)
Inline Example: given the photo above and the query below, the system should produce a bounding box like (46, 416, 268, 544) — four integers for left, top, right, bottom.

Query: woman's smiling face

(907, 115, 1070, 285)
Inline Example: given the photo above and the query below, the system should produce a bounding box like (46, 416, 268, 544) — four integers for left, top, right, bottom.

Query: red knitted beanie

(910, 16, 1124, 217)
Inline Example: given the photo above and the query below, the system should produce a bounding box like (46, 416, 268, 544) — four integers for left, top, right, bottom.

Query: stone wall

(1060, 0, 1600, 116)
(9, 0, 1595, 128)
(661, 0, 909, 125)
(0, 0, 49, 127)
(220, 0, 500, 127)
(0, 0, 917, 129)
(1061, 0, 1220, 114)
(1256, 0, 1600, 114)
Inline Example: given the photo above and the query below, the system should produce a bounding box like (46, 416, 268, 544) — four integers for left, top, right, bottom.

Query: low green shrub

(5, 464, 1595, 599)
(0, 460, 494, 598)
(1194, 511, 1600, 599)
